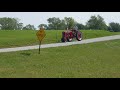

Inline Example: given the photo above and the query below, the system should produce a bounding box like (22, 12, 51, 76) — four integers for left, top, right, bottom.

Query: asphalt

(0, 35, 120, 53)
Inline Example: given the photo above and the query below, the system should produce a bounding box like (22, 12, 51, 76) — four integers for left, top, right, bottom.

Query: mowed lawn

(0, 30, 120, 48)
(0, 39, 120, 78)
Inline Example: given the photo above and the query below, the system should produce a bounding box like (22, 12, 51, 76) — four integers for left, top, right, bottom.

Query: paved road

(0, 35, 120, 53)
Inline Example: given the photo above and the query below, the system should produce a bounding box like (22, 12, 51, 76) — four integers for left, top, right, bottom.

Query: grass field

(0, 30, 120, 48)
(0, 39, 120, 78)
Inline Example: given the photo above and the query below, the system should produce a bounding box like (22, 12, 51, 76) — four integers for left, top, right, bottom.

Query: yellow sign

(36, 29, 46, 41)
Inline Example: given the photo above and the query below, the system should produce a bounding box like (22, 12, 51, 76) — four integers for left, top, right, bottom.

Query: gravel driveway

(0, 35, 120, 53)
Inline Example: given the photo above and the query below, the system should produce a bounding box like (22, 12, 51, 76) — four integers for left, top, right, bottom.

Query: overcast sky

(0, 12, 120, 29)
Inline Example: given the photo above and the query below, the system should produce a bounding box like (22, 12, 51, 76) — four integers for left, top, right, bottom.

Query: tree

(108, 22, 120, 32)
(59, 20, 66, 30)
(64, 17, 75, 29)
(47, 17, 61, 30)
(38, 24, 48, 30)
(76, 23, 85, 30)
(0, 17, 19, 30)
(47, 17, 76, 30)
(0, 24, 2, 30)
(17, 23, 23, 30)
(47, 24, 54, 30)
(23, 24, 36, 30)
(86, 15, 107, 30)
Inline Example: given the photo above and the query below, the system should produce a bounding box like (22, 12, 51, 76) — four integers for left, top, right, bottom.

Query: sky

(0, 12, 120, 29)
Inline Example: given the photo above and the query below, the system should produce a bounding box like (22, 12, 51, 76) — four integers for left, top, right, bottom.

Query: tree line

(0, 15, 120, 32)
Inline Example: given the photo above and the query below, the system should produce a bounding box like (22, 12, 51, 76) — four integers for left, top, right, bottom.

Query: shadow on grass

(20, 52, 31, 56)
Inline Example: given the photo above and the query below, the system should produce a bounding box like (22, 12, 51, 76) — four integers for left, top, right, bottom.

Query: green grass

(81, 30, 120, 39)
(0, 39, 120, 78)
(0, 30, 120, 48)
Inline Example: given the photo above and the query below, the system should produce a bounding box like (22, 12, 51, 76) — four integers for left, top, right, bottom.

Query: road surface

(0, 35, 120, 53)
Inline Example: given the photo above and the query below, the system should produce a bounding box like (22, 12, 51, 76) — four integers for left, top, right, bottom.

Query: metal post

(39, 41, 41, 54)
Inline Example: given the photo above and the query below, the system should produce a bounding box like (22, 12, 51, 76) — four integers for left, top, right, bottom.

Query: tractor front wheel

(67, 38, 73, 42)
(61, 38, 66, 42)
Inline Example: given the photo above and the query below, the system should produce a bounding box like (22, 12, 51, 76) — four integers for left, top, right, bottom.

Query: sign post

(39, 41, 41, 54)
(36, 27, 46, 54)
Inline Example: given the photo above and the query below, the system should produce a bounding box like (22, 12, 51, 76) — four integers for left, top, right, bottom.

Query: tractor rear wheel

(76, 31, 82, 41)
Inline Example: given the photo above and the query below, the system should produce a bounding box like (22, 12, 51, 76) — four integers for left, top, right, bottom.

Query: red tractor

(61, 28, 83, 42)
